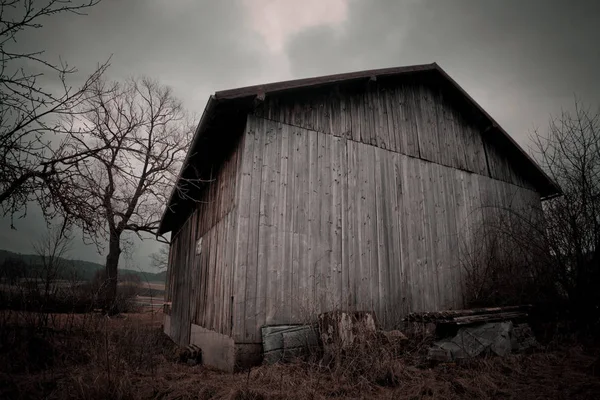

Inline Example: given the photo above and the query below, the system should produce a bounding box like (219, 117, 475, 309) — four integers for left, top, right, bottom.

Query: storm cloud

(284, 0, 600, 143)
(4, 0, 599, 270)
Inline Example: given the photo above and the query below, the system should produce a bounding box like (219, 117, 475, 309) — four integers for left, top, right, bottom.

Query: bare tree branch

(0, 0, 109, 225)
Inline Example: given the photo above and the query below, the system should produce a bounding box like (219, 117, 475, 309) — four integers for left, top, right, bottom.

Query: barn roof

(158, 63, 561, 235)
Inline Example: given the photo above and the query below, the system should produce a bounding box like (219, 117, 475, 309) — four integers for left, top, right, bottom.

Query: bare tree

(531, 99, 600, 321)
(59, 77, 193, 310)
(0, 0, 109, 224)
(459, 201, 555, 308)
(457, 99, 600, 329)
(150, 244, 169, 271)
(32, 224, 73, 308)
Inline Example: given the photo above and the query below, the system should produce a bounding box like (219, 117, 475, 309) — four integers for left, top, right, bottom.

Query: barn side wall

(232, 79, 542, 343)
(165, 134, 243, 347)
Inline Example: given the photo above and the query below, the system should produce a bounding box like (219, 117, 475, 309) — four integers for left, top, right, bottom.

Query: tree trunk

(104, 232, 122, 314)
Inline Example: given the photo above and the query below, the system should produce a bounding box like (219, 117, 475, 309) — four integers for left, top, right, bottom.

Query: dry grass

(1, 310, 600, 400)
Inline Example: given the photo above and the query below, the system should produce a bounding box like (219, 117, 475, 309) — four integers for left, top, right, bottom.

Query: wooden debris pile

(405, 305, 531, 329)
(408, 305, 540, 363)
(261, 311, 384, 365)
(261, 325, 319, 364)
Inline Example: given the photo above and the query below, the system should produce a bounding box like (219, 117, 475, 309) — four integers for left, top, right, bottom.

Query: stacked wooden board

(406, 305, 531, 327)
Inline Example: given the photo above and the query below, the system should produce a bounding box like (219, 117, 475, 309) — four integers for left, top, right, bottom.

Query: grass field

(1, 306, 600, 400)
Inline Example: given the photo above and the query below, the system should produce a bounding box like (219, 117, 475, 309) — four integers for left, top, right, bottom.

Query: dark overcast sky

(3, 0, 599, 270)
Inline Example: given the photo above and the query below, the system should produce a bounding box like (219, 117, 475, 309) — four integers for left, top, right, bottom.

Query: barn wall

(255, 80, 534, 191)
(165, 135, 243, 345)
(232, 115, 541, 343)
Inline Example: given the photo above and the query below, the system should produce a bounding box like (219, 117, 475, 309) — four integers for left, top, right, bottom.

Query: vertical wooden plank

(291, 126, 307, 320)
(315, 93, 328, 135)
(346, 139, 359, 310)
(196, 227, 204, 326)
(232, 125, 253, 340)
(223, 212, 234, 335)
(221, 216, 230, 334)
(391, 84, 408, 156)
(374, 147, 388, 325)
(259, 118, 277, 327)
(292, 96, 304, 128)
(379, 151, 395, 327)
(420, 161, 433, 311)
(339, 136, 350, 310)
(442, 95, 469, 172)
(325, 92, 337, 136)
(404, 157, 416, 313)
(269, 120, 283, 323)
(383, 86, 399, 154)
(281, 96, 291, 126)
(435, 163, 447, 311)
(355, 142, 369, 311)
(317, 131, 332, 311)
(465, 115, 489, 176)
(296, 126, 311, 320)
(209, 221, 218, 332)
(189, 212, 197, 326)
(368, 145, 380, 315)
(200, 223, 211, 326)
(350, 93, 362, 144)
(435, 165, 450, 309)
(215, 218, 224, 332)
(454, 169, 468, 308)
(215, 222, 222, 332)
(435, 167, 449, 309)
(244, 116, 265, 342)
(405, 157, 426, 312)
(374, 84, 390, 151)
(405, 82, 422, 158)
(208, 225, 216, 331)
(304, 95, 316, 132)
(417, 159, 430, 312)
(307, 127, 320, 316)
(171, 222, 182, 343)
(203, 226, 212, 329)
(415, 83, 441, 165)
(277, 123, 291, 322)
(448, 168, 461, 308)
(331, 135, 343, 310)
(283, 124, 295, 323)
(359, 144, 378, 313)
(432, 88, 451, 168)
(193, 211, 200, 329)
(394, 153, 410, 320)
(428, 162, 442, 311)
(363, 86, 376, 146)
(339, 94, 352, 140)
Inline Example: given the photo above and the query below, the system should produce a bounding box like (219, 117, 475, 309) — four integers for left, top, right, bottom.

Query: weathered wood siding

(255, 80, 533, 191)
(165, 137, 243, 345)
(232, 80, 541, 343)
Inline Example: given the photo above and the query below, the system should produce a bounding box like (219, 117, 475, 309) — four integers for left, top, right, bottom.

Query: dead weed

(1, 311, 600, 399)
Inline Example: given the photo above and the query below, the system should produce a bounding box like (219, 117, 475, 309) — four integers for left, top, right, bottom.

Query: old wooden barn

(158, 63, 560, 371)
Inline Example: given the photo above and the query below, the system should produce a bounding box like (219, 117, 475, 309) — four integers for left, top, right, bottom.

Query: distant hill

(0, 249, 166, 283)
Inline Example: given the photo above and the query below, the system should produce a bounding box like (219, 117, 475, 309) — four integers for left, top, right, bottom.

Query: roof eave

(157, 95, 218, 236)
(214, 63, 438, 100)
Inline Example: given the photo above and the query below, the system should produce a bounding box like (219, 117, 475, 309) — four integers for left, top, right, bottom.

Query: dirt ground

(1, 310, 600, 400)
